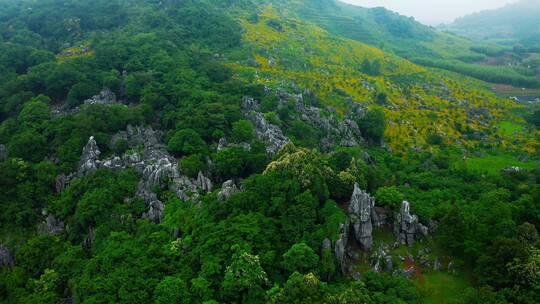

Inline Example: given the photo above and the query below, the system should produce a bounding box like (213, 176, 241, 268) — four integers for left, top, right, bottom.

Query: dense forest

(0, 0, 539, 304)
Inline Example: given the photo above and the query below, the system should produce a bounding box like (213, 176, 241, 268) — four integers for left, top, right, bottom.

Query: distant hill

(444, 0, 540, 46)
(265, 0, 540, 88)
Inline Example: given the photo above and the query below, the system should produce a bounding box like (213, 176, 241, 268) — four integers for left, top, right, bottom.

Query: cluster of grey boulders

(51, 123, 246, 234)
(0, 243, 14, 268)
(289, 92, 366, 150)
(331, 183, 433, 276)
(240, 88, 368, 155)
(217, 180, 241, 201)
(394, 201, 429, 246)
(242, 96, 290, 155)
(348, 184, 377, 251)
(56, 125, 215, 224)
(83, 88, 117, 105)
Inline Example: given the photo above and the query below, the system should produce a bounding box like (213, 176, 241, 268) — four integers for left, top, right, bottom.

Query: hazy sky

(340, 0, 519, 25)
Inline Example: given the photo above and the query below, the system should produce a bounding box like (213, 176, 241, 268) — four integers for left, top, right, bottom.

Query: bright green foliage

(375, 186, 404, 210)
(0, 1, 538, 304)
(7, 130, 48, 162)
(222, 249, 269, 303)
(232, 119, 254, 142)
(73, 223, 170, 304)
(318, 249, 337, 282)
(167, 129, 207, 156)
(154, 276, 190, 304)
(282, 243, 319, 274)
(357, 109, 386, 144)
(18, 96, 50, 128)
(180, 154, 206, 179)
(268, 272, 328, 304)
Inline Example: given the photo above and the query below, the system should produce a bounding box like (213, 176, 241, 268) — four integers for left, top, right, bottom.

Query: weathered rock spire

(348, 183, 375, 251)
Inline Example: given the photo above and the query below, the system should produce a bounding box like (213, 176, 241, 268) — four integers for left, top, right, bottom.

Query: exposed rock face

(217, 137, 228, 151)
(216, 137, 251, 152)
(0, 144, 6, 161)
(77, 136, 101, 176)
(334, 223, 349, 274)
(0, 243, 14, 268)
(371, 242, 393, 273)
(38, 214, 65, 235)
(59, 125, 214, 223)
(371, 206, 389, 227)
(348, 183, 375, 251)
(322, 238, 332, 251)
(434, 257, 441, 271)
(242, 97, 290, 155)
(56, 174, 69, 193)
(84, 88, 117, 105)
(394, 201, 429, 246)
(217, 180, 240, 201)
(385, 256, 393, 272)
(294, 102, 364, 150)
(197, 171, 213, 193)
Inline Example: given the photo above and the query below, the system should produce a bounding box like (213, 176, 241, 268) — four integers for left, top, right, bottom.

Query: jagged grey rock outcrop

(371, 242, 393, 273)
(295, 101, 365, 150)
(335, 223, 349, 274)
(197, 171, 213, 193)
(38, 214, 65, 235)
(434, 257, 442, 271)
(216, 137, 251, 152)
(0, 144, 6, 161)
(242, 97, 290, 155)
(60, 126, 214, 223)
(56, 174, 69, 193)
(448, 261, 455, 273)
(217, 137, 228, 151)
(0, 243, 14, 268)
(373, 259, 381, 272)
(77, 136, 101, 176)
(348, 183, 375, 251)
(322, 238, 332, 251)
(217, 180, 240, 201)
(371, 206, 389, 227)
(84, 88, 117, 105)
(394, 201, 429, 246)
(385, 256, 393, 272)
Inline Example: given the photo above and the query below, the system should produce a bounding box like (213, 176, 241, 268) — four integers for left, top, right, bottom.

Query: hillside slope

(445, 0, 540, 45)
(231, 4, 537, 152)
(0, 1, 538, 304)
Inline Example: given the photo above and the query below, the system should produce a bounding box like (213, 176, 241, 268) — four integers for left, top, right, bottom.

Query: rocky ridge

(56, 125, 213, 223)
(242, 96, 290, 155)
(348, 183, 376, 251)
(333, 186, 432, 275)
(217, 180, 241, 201)
(280, 90, 366, 150)
(83, 88, 117, 105)
(394, 201, 429, 246)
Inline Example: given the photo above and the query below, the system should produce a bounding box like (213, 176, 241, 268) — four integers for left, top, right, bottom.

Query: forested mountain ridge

(232, 4, 537, 152)
(263, 0, 540, 88)
(445, 0, 540, 44)
(0, 0, 539, 303)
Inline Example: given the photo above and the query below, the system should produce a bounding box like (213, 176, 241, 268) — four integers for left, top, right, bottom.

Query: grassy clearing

(371, 229, 472, 303)
(465, 154, 537, 174)
(418, 271, 471, 304)
(497, 121, 525, 135)
(490, 83, 540, 97)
